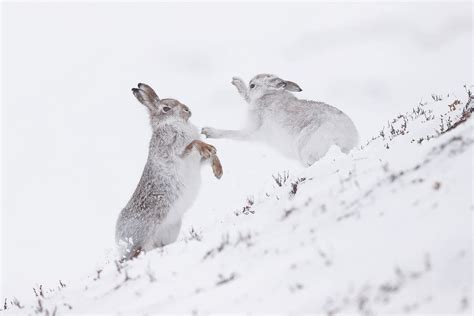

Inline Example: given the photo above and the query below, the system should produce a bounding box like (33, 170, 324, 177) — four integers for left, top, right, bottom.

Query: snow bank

(2, 89, 472, 314)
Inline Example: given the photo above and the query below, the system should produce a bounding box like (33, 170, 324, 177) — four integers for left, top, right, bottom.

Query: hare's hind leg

(119, 245, 143, 262)
(297, 125, 333, 166)
(127, 246, 142, 260)
(153, 219, 182, 248)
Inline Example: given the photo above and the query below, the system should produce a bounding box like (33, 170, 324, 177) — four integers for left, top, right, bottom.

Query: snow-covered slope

(2, 89, 472, 314)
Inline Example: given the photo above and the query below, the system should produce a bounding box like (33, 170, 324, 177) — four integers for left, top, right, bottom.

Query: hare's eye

(249, 83, 255, 89)
(162, 106, 171, 112)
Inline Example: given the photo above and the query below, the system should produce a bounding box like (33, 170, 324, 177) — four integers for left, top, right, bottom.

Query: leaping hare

(202, 74, 359, 166)
(116, 83, 223, 261)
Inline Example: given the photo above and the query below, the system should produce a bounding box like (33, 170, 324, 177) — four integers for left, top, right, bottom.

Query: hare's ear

(137, 83, 159, 101)
(278, 80, 302, 92)
(284, 81, 302, 92)
(132, 83, 160, 111)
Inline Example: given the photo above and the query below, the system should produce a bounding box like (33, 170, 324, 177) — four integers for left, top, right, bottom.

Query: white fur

(202, 74, 359, 166)
(116, 84, 222, 260)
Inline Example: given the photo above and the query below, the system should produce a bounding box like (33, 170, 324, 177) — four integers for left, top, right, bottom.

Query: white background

(1, 1, 471, 298)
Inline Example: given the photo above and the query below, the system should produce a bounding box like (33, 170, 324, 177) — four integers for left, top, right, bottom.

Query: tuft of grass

(234, 196, 255, 216)
(290, 177, 307, 196)
(188, 227, 203, 242)
(272, 171, 290, 187)
(216, 273, 237, 286)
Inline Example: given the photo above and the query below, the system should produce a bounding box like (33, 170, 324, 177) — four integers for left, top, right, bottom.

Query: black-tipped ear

(132, 88, 145, 104)
(284, 81, 302, 92)
(137, 83, 160, 101)
(132, 87, 157, 111)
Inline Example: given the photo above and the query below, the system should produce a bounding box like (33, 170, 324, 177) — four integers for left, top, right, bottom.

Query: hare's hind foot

(297, 125, 333, 167)
(119, 245, 143, 263)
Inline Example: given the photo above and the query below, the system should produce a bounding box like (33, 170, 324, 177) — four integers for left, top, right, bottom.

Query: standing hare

(202, 74, 359, 166)
(116, 83, 223, 261)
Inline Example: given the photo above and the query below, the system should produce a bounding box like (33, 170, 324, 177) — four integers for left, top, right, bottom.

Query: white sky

(1, 1, 472, 298)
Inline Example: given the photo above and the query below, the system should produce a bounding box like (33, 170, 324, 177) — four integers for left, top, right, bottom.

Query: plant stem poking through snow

(281, 207, 298, 220)
(203, 234, 230, 260)
(272, 171, 290, 187)
(216, 273, 237, 286)
(290, 177, 307, 196)
(94, 269, 103, 281)
(188, 227, 203, 241)
(33, 285, 44, 298)
(11, 297, 24, 309)
(235, 196, 254, 216)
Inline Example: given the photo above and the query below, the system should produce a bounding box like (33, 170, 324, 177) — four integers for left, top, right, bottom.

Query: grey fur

(116, 83, 220, 260)
(202, 74, 359, 166)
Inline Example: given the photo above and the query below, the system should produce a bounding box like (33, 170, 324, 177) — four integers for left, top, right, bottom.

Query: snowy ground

(1, 1, 472, 314)
(2, 87, 472, 314)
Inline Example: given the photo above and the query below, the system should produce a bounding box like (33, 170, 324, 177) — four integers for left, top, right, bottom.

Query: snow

(2, 87, 472, 314)
(1, 1, 472, 314)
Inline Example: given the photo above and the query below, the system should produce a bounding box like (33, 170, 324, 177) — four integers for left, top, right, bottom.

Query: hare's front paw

(198, 142, 217, 159)
(231, 77, 247, 91)
(201, 127, 219, 139)
(211, 155, 223, 179)
(184, 140, 216, 158)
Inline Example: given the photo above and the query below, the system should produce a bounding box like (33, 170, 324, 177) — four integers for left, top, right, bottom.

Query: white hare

(202, 74, 359, 166)
(116, 83, 223, 261)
